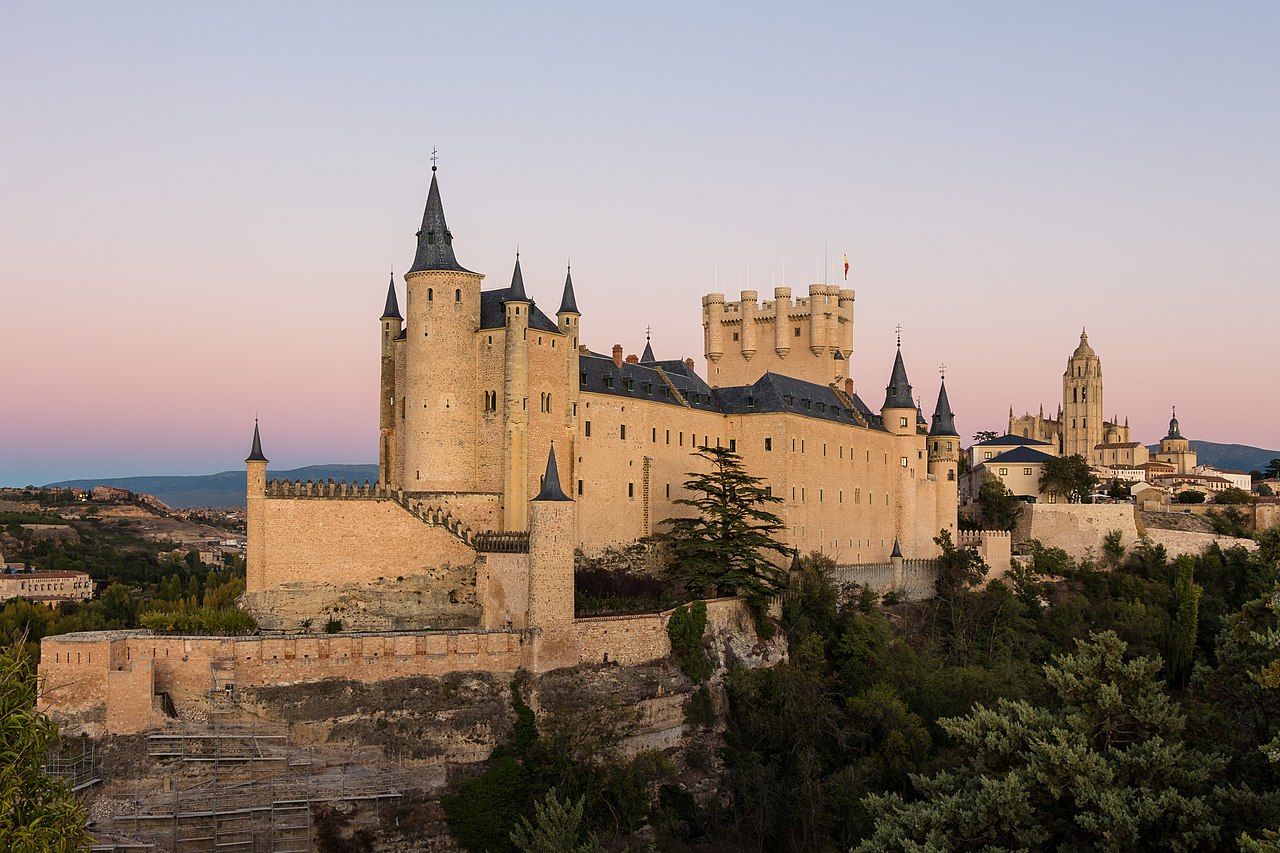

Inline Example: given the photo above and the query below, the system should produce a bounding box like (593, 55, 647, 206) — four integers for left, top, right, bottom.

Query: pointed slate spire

(408, 170, 471, 274)
(891, 537, 903, 559)
(558, 265, 579, 314)
(534, 444, 571, 501)
(507, 255, 529, 302)
(929, 378, 959, 437)
(245, 419, 268, 463)
(641, 339, 656, 363)
(882, 346, 915, 410)
(381, 271, 401, 320)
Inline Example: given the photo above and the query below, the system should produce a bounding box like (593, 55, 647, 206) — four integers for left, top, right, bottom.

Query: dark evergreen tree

(1038, 453, 1098, 503)
(662, 446, 790, 611)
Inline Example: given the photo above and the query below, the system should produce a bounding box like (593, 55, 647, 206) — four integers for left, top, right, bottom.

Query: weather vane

(646, 325, 651, 342)
(430, 146, 439, 171)
(939, 363, 947, 380)
(894, 324, 903, 347)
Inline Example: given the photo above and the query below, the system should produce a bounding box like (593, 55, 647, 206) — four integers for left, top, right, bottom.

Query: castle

(37, 169, 974, 733)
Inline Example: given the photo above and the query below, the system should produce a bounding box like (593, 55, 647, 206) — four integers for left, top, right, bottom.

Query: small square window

(1024, 468, 1032, 475)
(900, 417, 909, 428)
(900, 457, 909, 467)
(999, 468, 1008, 476)
(764, 437, 772, 451)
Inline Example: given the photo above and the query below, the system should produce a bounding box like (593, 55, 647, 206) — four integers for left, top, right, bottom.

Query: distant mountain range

(1144, 441, 1279, 474)
(47, 464, 379, 509)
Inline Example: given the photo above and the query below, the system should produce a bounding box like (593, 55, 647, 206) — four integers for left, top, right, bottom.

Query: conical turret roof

(641, 339, 656, 363)
(558, 266, 579, 314)
(408, 171, 472, 274)
(929, 378, 959, 437)
(534, 445, 571, 501)
(882, 347, 915, 410)
(245, 420, 268, 463)
(507, 256, 528, 302)
(381, 272, 401, 320)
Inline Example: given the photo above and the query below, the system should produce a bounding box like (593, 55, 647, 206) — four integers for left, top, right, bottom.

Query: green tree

(510, 789, 604, 853)
(1179, 490, 1208, 504)
(0, 638, 93, 853)
(1265, 459, 1280, 480)
(976, 471, 1023, 531)
(1163, 556, 1203, 689)
(1217, 487, 1255, 505)
(1039, 453, 1098, 503)
(858, 631, 1224, 852)
(662, 446, 790, 612)
(973, 430, 999, 443)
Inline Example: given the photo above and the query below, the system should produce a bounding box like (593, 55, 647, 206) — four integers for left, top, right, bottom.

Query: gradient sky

(3, 2, 1277, 486)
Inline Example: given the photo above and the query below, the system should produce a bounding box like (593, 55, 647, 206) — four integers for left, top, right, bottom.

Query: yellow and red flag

(843, 254, 849, 281)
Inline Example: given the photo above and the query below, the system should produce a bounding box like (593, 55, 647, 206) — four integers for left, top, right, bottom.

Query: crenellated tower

(401, 168, 484, 491)
(702, 283, 854, 387)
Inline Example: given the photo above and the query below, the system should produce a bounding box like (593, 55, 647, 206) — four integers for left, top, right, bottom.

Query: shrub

(138, 608, 257, 634)
(683, 684, 716, 728)
(667, 601, 712, 682)
(324, 616, 343, 634)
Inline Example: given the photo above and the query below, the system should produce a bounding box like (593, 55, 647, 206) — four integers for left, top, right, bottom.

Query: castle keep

(247, 168, 961, 612)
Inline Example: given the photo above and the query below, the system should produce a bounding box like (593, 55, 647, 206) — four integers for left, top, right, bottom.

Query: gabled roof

(716, 373, 880, 427)
(983, 446, 1055, 465)
(976, 433, 1054, 447)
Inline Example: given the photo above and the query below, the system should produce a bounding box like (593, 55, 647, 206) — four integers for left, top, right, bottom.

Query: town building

(0, 558, 95, 605)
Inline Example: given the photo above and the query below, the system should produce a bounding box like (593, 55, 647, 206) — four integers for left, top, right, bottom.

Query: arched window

(427, 288, 434, 301)
(455, 289, 461, 302)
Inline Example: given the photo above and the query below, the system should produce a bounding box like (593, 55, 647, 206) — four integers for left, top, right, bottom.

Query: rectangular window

(666, 430, 670, 444)
(999, 468, 1008, 476)
(652, 428, 657, 442)
(628, 483, 634, 498)
(584, 421, 591, 437)
(900, 456, 909, 467)
(1024, 468, 1032, 475)
(900, 417, 909, 428)
(666, 484, 670, 498)
(764, 437, 772, 451)
(577, 480, 583, 495)
(983, 451, 993, 459)
(765, 486, 772, 497)
(679, 432, 683, 446)
(729, 439, 736, 451)
(746, 396, 755, 407)
(620, 424, 626, 440)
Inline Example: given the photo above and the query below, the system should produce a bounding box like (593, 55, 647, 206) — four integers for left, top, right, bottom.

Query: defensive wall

(1021, 503, 1257, 563)
(38, 599, 753, 736)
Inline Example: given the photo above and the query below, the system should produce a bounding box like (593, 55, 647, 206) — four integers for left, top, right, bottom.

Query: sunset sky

(3, 3, 1277, 486)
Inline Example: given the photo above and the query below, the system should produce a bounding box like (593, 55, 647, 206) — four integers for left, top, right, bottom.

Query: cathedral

(1009, 330, 1137, 465)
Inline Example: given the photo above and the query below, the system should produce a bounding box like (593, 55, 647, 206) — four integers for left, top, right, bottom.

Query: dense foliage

(0, 638, 93, 853)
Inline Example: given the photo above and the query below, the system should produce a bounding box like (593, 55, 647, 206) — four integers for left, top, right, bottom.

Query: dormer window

(746, 395, 755, 408)
(580, 372, 587, 385)
(785, 396, 794, 406)
(427, 231, 436, 245)
(803, 399, 812, 411)
(623, 378, 634, 390)
(643, 382, 653, 394)
(604, 377, 614, 389)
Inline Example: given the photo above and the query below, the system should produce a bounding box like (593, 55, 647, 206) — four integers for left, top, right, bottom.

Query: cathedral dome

(1072, 330, 1096, 359)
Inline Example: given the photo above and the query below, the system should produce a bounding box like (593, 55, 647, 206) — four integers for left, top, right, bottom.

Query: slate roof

(976, 434, 1054, 447)
(479, 288, 560, 333)
(408, 172, 474, 274)
(982, 446, 1055, 465)
(534, 446, 571, 501)
(578, 359, 881, 428)
(929, 379, 959, 437)
(558, 268, 579, 314)
(883, 347, 915, 410)
(245, 420, 268, 463)
(640, 340, 656, 363)
(381, 274, 402, 320)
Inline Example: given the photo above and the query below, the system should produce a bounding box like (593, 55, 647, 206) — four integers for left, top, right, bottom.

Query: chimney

(685, 358, 695, 370)
(844, 378, 854, 397)
(625, 354, 638, 363)
(612, 344, 623, 368)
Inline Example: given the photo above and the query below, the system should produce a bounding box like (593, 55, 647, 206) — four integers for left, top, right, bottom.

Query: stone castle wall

(1023, 503, 1257, 562)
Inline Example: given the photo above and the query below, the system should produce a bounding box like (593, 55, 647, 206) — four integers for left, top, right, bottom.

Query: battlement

(264, 478, 390, 498)
(957, 529, 1011, 546)
(702, 284, 856, 388)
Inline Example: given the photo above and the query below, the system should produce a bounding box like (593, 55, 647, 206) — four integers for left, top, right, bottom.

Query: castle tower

(773, 287, 792, 356)
(379, 272, 402, 485)
(1062, 329, 1104, 460)
(881, 345, 917, 437)
(503, 257, 531, 531)
(245, 420, 268, 593)
(556, 266, 580, 501)
(702, 292, 725, 364)
(739, 290, 758, 360)
(928, 377, 960, 537)
(527, 445, 578, 670)
(402, 168, 484, 491)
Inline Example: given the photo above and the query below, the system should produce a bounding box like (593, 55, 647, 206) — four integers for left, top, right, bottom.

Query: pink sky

(2, 4, 1277, 485)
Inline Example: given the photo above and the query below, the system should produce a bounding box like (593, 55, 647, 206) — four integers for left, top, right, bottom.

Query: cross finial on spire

(646, 325, 652, 342)
(939, 363, 947, 380)
(894, 324, 903, 347)
(430, 146, 438, 172)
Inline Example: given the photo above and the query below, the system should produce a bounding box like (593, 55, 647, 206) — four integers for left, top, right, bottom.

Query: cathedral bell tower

(1062, 330, 1104, 460)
